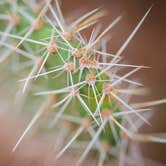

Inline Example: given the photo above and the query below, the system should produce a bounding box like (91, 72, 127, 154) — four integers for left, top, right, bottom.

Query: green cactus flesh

(0, 0, 121, 151)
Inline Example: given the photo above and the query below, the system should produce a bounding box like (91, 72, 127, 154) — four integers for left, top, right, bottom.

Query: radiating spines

(0, 1, 166, 166)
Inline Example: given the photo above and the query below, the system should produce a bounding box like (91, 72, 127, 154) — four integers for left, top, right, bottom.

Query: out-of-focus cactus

(0, 0, 166, 165)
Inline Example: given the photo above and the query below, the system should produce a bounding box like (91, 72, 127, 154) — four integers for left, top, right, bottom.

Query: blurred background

(0, 0, 165, 165)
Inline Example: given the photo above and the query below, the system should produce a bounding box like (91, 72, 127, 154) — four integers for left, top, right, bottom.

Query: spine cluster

(0, 0, 165, 165)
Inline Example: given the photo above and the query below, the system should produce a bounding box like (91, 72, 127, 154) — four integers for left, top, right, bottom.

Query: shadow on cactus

(0, 0, 166, 165)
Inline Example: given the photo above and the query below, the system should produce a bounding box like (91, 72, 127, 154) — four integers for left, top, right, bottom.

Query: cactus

(0, 0, 166, 165)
